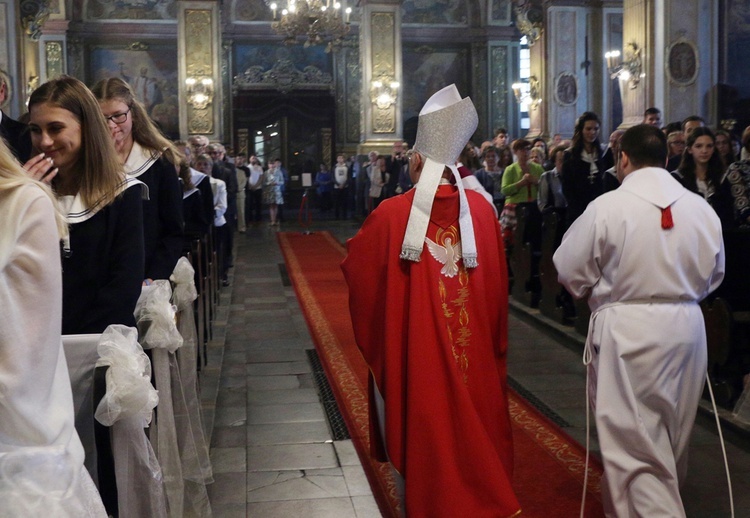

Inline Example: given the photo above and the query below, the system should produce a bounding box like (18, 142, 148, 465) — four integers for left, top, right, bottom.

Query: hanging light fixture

(267, 0, 353, 53)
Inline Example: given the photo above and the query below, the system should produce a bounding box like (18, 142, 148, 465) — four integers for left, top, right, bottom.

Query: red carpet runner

(278, 231, 605, 517)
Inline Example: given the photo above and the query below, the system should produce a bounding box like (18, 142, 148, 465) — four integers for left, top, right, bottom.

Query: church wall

(546, 6, 598, 139)
(26, 1, 745, 146)
(725, 0, 750, 132)
(658, 0, 719, 126)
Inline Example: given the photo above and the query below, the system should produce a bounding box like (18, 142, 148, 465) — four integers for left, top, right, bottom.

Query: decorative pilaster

(489, 43, 517, 138)
(359, 0, 401, 155)
(471, 41, 489, 141)
(334, 40, 361, 152)
(222, 39, 233, 145)
(178, 1, 221, 140)
(36, 19, 69, 86)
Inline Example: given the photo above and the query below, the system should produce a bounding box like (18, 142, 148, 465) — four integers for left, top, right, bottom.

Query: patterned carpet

(278, 230, 605, 517)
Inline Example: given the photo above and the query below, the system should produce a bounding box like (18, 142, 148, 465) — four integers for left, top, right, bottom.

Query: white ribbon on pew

(171, 256, 198, 311)
(94, 325, 166, 518)
(135, 281, 183, 353)
(135, 281, 185, 518)
(94, 325, 158, 427)
(169, 257, 213, 517)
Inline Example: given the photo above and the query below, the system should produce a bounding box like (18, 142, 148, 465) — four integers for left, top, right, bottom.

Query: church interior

(3, 0, 750, 516)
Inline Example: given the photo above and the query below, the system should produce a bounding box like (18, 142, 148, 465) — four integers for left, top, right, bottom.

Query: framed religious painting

(554, 71, 578, 106)
(0, 68, 11, 110)
(86, 41, 179, 138)
(666, 38, 699, 86)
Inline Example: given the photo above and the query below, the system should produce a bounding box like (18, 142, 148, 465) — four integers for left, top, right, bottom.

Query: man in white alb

(553, 124, 725, 517)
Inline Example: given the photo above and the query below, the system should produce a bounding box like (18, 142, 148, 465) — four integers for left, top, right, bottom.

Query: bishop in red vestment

(342, 85, 520, 518)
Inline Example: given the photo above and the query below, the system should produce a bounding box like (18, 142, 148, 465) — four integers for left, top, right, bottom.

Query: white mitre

(400, 84, 479, 268)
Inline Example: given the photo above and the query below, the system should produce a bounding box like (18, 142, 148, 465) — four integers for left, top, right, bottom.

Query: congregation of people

(0, 73, 262, 516)
(1, 63, 749, 517)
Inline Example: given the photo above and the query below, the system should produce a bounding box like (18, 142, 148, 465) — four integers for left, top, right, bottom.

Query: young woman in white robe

(0, 139, 107, 516)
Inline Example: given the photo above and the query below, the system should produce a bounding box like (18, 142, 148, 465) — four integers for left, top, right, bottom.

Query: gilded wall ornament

(233, 59, 333, 93)
(513, 0, 543, 45)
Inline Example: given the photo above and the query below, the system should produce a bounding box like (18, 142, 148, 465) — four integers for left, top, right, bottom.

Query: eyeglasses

(105, 108, 130, 124)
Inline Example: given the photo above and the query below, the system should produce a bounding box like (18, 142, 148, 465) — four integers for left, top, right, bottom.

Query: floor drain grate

(278, 263, 291, 287)
(307, 349, 351, 440)
(508, 376, 571, 428)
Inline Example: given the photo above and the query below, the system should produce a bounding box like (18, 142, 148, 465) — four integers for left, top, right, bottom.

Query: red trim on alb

(661, 206, 674, 229)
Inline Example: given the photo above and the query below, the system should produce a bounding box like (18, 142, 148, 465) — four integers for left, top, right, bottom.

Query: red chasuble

(342, 185, 520, 518)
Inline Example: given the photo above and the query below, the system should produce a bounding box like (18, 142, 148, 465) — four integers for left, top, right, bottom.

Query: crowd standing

(2, 65, 750, 516)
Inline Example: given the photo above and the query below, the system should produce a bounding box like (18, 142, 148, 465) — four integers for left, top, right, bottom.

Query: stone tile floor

(201, 216, 750, 517)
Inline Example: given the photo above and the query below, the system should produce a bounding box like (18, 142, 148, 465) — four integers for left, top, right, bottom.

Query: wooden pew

(63, 335, 118, 516)
(702, 229, 750, 407)
(537, 209, 575, 324)
(63, 330, 166, 517)
(509, 204, 542, 307)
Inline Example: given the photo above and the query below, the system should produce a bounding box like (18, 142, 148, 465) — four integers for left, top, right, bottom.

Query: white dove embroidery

(425, 236, 462, 278)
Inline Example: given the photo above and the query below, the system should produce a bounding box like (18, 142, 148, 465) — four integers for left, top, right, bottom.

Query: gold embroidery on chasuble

(433, 226, 472, 383)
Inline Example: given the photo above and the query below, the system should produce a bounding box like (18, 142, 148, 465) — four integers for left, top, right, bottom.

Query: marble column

(358, 0, 402, 156)
(178, 1, 222, 140)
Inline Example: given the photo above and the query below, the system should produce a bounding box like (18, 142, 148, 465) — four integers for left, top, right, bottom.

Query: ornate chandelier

(267, 0, 353, 53)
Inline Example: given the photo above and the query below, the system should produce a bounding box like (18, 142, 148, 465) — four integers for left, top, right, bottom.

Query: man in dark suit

(0, 74, 32, 162)
(207, 143, 238, 286)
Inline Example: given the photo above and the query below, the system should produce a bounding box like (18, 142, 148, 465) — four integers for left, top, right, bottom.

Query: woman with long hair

(714, 129, 737, 169)
(560, 111, 608, 227)
(673, 127, 735, 227)
(28, 76, 145, 334)
(0, 138, 107, 516)
(92, 77, 183, 283)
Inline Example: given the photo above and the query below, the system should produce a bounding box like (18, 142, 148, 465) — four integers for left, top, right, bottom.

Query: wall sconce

(370, 76, 400, 109)
(25, 75, 39, 108)
(511, 75, 541, 109)
(185, 76, 214, 110)
(606, 41, 643, 89)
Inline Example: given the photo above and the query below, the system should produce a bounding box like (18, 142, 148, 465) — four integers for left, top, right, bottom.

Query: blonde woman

(92, 77, 184, 282)
(28, 76, 145, 334)
(0, 137, 107, 516)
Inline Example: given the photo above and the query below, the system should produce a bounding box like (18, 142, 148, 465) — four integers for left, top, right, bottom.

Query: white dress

(0, 183, 106, 517)
(553, 167, 725, 517)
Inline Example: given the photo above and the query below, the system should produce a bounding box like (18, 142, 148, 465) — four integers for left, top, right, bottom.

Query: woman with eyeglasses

(27, 76, 145, 334)
(92, 77, 184, 284)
